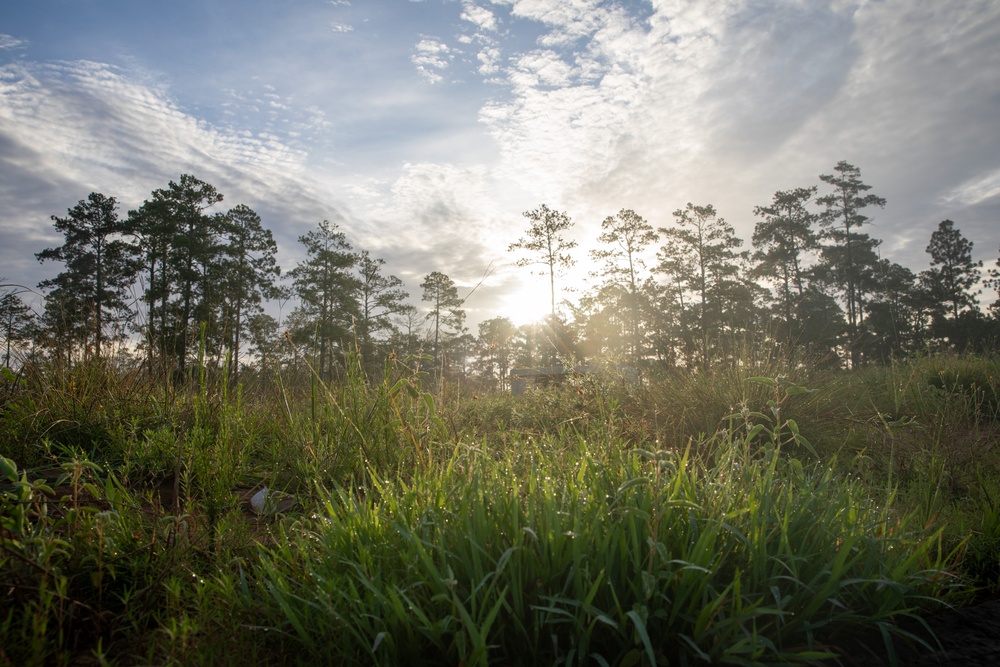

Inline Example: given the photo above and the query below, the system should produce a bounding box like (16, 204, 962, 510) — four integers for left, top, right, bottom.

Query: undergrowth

(0, 350, 997, 665)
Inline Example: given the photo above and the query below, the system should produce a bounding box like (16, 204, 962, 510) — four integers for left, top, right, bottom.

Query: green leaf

(0, 456, 16, 481)
(625, 609, 657, 667)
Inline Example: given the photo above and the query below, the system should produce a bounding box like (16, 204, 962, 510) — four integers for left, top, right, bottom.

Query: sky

(2, 0, 999, 330)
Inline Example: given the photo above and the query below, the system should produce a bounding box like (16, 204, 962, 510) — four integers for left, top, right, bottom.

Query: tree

(420, 271, 465, 371)
(590, 209, 657, 363)
(508, 204, 577, 318)
(864, 260, 925, 360)
(36, 192, 139, 359)
(575, 282, 631, 361)
(245, 312, 283, 371)
(810, 231, 882, 363)
(920, 220, 982, 322)
(987, 245, 1000, 317)
(0, 282, 36, 368)
(356, 251, 411, 368)
(289, 220, 359, 380)
(130, 175, 225, 376)
(217, 204, 282, 383)
(657, 203, 747, 367)
(751, 186, 819, 343)
(476, 316, 516, 390)
(816, 161, 886, 366)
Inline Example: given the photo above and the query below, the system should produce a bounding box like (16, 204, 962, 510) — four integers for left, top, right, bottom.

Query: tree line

(2, 162, 999, 388)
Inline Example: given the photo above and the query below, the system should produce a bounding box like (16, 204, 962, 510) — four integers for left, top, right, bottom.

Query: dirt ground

(830, 596, 1000, 666)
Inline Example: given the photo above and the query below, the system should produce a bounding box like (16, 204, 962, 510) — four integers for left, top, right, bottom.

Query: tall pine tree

(816, 161, 885, 366)
(36, 192, 139, 360)
(289, 220, 359, 379)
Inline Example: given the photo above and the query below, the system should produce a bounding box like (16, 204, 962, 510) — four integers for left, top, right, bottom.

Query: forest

(1, 161, 999, 666)
(2, 160, 999, 386)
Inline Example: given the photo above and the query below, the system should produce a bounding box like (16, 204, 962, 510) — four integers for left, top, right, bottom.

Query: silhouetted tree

(920, 220, 982, 321)
(356, 251, 411, 368)
(0, 283, 36, 368)
(289, 220, 359, 380)
(657, 203, 746, 367)
(752, 186, 819, 344)
(590, 209, 657, 363)
(130, 175, 225, 376)
(816, 161, 885, 366)
(508, 204, 577, 318)
(476, 316, 517, 390)
(36, 192, 139, 359)
(865, 260, 925, 360)
(987, 245, 1000, 317)
(218, 204, 282, 383)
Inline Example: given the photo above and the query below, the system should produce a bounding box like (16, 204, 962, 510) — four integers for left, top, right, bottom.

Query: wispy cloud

(941, 169, 1000, 207)
(0, 59, 343, 285)
(411, 38, 453, 83)
(0, 34, 27, 50)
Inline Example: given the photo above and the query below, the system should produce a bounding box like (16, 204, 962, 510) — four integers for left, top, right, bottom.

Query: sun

(500, 277, 555, 327)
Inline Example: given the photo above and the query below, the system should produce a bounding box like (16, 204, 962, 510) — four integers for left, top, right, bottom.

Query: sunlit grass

(1, 350, 998, 665)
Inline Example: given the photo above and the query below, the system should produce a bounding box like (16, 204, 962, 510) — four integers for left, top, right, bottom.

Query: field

(2, 351, 999, 666)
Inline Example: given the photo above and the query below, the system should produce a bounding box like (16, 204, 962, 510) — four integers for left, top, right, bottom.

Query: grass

(0, 349, 998, 666)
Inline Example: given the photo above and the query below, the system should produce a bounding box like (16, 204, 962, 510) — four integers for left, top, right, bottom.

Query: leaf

(748, 377, 777, 386)
(626, 609, 657, 667)
(0, 456, 16, 481)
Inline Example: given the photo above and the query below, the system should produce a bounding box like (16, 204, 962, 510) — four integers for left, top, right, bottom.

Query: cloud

(498, 0, 607, 44)
(3, 0, 998, 328)
(359, 162, 509, 292)
(477, 0, 1000, 274)
(0, 34, 26, 50)
(330, 22, 354, 33)
(0, 59, 348, 290)
(461, 2, 498, 32)
(942, 170, 1000, 207)
(411, 38, 453, 83)
(476, 45, 504, 77)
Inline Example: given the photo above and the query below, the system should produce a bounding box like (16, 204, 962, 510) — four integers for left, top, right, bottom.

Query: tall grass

(1, 350, 997, 665)
(252, 419, 965, 666)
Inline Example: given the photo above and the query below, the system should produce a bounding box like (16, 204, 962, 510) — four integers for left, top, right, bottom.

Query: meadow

(1, 349, 999, 666)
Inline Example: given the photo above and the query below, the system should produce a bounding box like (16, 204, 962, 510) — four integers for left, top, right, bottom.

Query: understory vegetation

(2, 350, 999, 666)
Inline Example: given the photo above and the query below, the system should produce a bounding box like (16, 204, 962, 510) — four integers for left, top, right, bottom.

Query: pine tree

(987, 245, 1000, 317)
(36, 192, 139, 360)
(816, 161, 886, 366)
(657, 203, 747, 367)
(590, 209, 657, 363)
(752, 186, 819, 343)
(130, 175, 225, 376)
(289, 220, 360, 380)
(0, 283, 36, 368)
(356, 251, 411, 368)
(476, 316, 516, 390)
(218, 204, 282, 383)
(420, 271, 465, 370)
(508, 204, 577, 318)
(920, 219, 982, 321)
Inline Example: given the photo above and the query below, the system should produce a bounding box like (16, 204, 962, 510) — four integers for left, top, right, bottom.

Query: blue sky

(2, 0, 999, 327)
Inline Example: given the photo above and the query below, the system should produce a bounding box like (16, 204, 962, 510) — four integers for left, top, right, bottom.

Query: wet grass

(1, 351, 998, 665)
